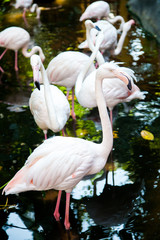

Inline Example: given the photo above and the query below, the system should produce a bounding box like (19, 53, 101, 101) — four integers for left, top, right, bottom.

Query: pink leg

(43, 130, 47, 140)
(71, 87, 76, 120)
(110, 110, 113, 129)
(66, 89, 70, 99)
(64, 193, 70, 230)
(23, 9, 26, 19)
(61, 128, 65, 136)
(0, 66, 4, 73)
(0, 48, 8, 60)
(15, 50, 18, 71)
(54, 190, 62, 221)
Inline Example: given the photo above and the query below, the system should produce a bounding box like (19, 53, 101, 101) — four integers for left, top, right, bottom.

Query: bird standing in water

(2, 32, 132, 230)
(29, 54, 70, 139)
(0, 26, 45, 71)
(78, 19, 135, 56)
(14, 0, 41, 20)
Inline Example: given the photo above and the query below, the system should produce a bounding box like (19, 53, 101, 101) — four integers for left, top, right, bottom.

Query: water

(0, 0, 160, 239)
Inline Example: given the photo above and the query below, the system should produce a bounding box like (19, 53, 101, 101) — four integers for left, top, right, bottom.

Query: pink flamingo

(14, 0, 41, 20)
(46, 51, 95, 120)
(79, 1, 125, 31)
(29, 55, 70, 139)
(80, 1, 110, 21)
(0, 26, 45, 71)
(2, 32, 131, 230)
(76, 23, 145, 124)
(46, 21, 104, 120)
(79, 19, 135, 56)
(2, 65, 130, 230)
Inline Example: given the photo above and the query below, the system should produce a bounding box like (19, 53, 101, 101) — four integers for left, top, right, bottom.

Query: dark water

(0, 0, 160, 239)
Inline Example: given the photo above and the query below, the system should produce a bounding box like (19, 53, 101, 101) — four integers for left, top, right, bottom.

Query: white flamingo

(2, 31, 131, 230)
(0, 26, 45, 71)
(78, 19, 135, 56)
(29, 54, 70, 139)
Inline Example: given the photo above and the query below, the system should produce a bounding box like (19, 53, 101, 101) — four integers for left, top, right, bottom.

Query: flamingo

(76, 28, 145, 124)
(2, 42, 131, 230)
(46, 23, 101, 120)
(29, 55, 70, 139)
(46, 20, 105, 120)
(78, 19, 135, 56)
(0, 26, 45, 71)
(79, 1, 110, 21)
(14, 0, 41, 20)
(79, 1, 125, 31)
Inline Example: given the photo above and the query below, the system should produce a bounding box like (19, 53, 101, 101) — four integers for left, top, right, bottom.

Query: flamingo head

(30, 54, 41, 90)
(98, 62, 133, 91)
(123, 19, 135, 32)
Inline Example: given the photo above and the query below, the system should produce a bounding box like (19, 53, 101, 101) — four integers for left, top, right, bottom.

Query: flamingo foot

(54, 210, 60, 221)
(53, 190, 62, 222)
(64, 219, 70, 230)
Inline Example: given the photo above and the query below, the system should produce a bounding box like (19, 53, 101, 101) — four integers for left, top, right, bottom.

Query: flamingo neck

(113, 28, 128, 55)
(22, 46, 45, 61)
(30, 4, 41, 19)
(108, 15, 125, 31)
(86, 25, 104, 66)
(40, 63, 60, 131)
(95, 68, 113, 155)
(75, 31, 104, 97)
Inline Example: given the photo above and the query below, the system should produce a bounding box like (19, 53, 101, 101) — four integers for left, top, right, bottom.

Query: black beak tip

(95, 25, 101, 31)
(35, 81, 40, 90)
(127, 79, 132, 91)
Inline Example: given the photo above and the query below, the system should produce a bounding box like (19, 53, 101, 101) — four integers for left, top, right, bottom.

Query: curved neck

(95, 68, 113, 154)
(22, 46, 45, 61)
(113, 29, 128, 55)
(40, 63, 60, 130)
(30, 4, 41, 19)
(108, 15, 125, 31)
(86, 26, 105, 66)
(75, 31, 104, 96)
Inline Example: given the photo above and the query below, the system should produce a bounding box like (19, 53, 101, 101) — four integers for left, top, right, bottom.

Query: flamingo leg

(71, 87, 76, 120)
(23, 8, 27, 19)
(64, 192, 70, 230)
(61, 128, 65, 136)
(0, 66, 4, 73)
(66, 89, 70, 99)
(54, 190, 62, 221)
(0, 48, 8, 60)
(110, 110, 113, 129)
(15, 50, 18, 71)
(43, 130, 47, 140)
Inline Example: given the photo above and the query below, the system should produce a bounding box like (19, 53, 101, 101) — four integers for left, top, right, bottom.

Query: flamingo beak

(33, 65, 40, 90)
(35, 81, 40, 90)
(114, 70, 132, 91)
(95, 25, 101, 31)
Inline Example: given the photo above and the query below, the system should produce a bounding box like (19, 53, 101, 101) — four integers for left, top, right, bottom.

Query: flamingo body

(80, 1, 110, 21)
(79, 19, 135, 55)
(46, 51, 95, 119)
(46, 51, 95, 90)
(15, 0, 33, 9)
(15, 0, 40, 19)
(0, 27, 45, 71)
(3, 59, 132, 230)
(3, 136, 105, 195)
(0, 27, 29, 51)
(76, 66, 145, 111)
(29, 85, 70, 134)
(29, 55, 70, 138)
